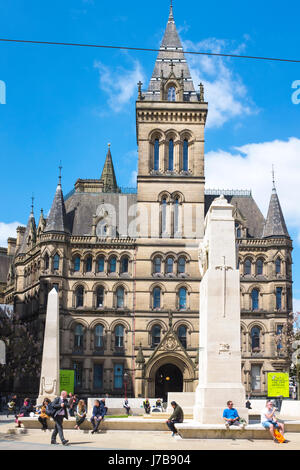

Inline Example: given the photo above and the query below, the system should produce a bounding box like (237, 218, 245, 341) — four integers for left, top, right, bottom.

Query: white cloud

(183, 38, 257, 128)
(293, 298, 300, 314)
(94, 59, 145, 113)
(0, 222, 24, 247)
(205, 137, 300, 241)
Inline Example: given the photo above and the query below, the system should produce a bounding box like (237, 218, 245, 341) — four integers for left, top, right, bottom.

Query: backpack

(274, 428, 285, 443)
(45, 402, 56, 417)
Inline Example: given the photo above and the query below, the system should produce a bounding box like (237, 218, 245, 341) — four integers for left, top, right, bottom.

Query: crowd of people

(2, 392, 288, 444)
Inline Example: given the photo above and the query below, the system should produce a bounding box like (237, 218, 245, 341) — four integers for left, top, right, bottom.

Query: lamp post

(124, 372, 129, 400)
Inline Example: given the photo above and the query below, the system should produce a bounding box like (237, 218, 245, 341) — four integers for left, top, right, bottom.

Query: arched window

(183, 139, 188, 171)
(251, 327, 261, 351)
(53, 253, 60, 271)
(244, 259, 252, 275)
(97, 256, 105, 273)
(168, 139, 174, 170)
(275, 258, 281, 274)
(74, 324, 84, 349)
(166, 257, 174, 274)
(116, 287, 125, 308)
(168, 86, 176, 102)
(94, 324, 104, 349)
(276, 287, 282, 310)
(179, 287, 187, 310)
(153, 287, 161, 309)
(235, 222, 241, 238)
(178, 325, 187, 348)
(153, 257, 162, 274)
(115, 325, 124, 348)
(108, 256, 117, 273)
(121, 256, 129, 274)
(96, 286, 104, 308)
(154, 138, 159, 171)
(44, 253, 49, 270)
(178, 256, 186, 274)
(74, 256, 80, 272)
(251, 288, 259, 311)
(75, 286, 84, 308)
(174, 198, 179, 234)
(151, 325, 161, 348)
(256, 259, 263, 275)
(85, 256, 92, 272)
(161, 198, 167, 235)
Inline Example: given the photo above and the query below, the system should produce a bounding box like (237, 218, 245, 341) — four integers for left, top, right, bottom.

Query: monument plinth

(193, 195, 247, 424)
(37, 288, 60, 404)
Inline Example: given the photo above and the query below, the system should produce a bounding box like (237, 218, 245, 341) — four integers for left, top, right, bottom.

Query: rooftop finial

(31, 194, 35, 215)
(58, 160, 63, 185)
(272, 164, 276, 193)
(169, 0, 174, 21)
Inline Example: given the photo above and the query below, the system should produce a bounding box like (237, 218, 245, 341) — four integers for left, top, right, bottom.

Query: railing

(205, 189, 252, 197)
(64, 187, 137, 202)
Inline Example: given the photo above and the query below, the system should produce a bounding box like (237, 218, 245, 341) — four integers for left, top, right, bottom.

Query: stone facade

(1, 5, 293, 398)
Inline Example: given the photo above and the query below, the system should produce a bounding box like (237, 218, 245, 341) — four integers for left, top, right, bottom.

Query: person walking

(75, 400, 86, 430)
(51, 390, 69, 446)
(37, 398, 51, 431)
(166, 401, 184, 437)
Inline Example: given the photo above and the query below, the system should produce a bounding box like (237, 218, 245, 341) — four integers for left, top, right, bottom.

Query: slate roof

(262, 187, 289, 238)
(18, 211, 36, 254)
(145, 4, 198, 102)
(45, 181, 70, 234)
(100, 146, 119, 193)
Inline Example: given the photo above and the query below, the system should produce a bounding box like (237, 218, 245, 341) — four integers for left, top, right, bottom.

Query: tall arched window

(178, 325, 187, 348)
(168, 139, 174, 170)
(161, 198, 167, 234)
(244, 259, 252, 275)
(251, 327, 261, 351)
(154, 138, 159, 171)
(275, 258, 281, 274)
(96, 286, 104, 308)
(168, 86, 176, 102)
(183, 139, 188, 171)
(74, 324, 84, 349)
(151, 325, 161, 348)
(115, 325, 124, 348)
(116, 287, 125, 308)
(153, 287, 161, 309)
(276, 287, 282, 310)
(97, 256, 105, 273)
(174, 198, 179, 234)
(85, 256, 93, 272)
(120, 256, 129, 274)
(44, 253, 49, 270)
(108, 256, 117, 273)
(166, 257, 174, 274)
(75, 286, 84, 308)
(256, 259, 263, 275)
(251, 288, 259, 311)
(178, 257, 186, 274)
(153, 257, 161, 274)
(94, 324, 104, 349)
(53, 253, 60, 271)
(74, 256, 80, 272)
(179, 287, 187, 310)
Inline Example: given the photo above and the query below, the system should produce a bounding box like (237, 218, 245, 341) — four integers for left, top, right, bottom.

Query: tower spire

(263, 171, 289, 238)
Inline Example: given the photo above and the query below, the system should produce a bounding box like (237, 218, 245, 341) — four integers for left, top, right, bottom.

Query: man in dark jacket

(90, 399, 107, 434)
(51, 390, 69, 446)
(166, 401, 184, 436)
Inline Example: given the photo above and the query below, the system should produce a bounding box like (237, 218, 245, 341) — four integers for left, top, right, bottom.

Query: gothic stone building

(2, 6, 293, 399)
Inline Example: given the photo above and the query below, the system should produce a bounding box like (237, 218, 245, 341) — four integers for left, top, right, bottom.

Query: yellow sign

(60, 369, 75, 395)
(267, 372, 289, 398)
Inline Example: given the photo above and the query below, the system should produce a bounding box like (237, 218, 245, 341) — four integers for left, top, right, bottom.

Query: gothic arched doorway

(155, 363, 183, 402)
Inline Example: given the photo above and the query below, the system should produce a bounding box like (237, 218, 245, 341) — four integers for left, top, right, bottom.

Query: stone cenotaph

(193, 195, 248, 424)
(37, 287, 60, 404)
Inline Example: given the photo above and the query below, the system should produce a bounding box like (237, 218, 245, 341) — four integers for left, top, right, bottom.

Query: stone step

(143, 413, 193, 419)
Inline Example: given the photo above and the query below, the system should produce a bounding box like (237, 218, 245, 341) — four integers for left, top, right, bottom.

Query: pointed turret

(45, 172, 70, 234)
(18, 200, 37, 254)
(263, 174, 289, 238)
(145, 3, 198, 101)
(100, 144, 119, 193)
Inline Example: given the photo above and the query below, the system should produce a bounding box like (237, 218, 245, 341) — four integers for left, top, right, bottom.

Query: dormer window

(168, 86, 176, 101)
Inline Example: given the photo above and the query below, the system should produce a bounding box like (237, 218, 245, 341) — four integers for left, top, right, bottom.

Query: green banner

(267, 372, 289, 398)
(60, 369, 75, 395)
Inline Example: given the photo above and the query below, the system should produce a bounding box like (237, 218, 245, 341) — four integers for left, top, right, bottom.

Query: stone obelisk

(193, 195, 247, 424)
(37, 288, 60, 404)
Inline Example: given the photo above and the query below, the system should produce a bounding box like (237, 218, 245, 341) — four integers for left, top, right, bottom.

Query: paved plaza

(0, 416, 299, 451)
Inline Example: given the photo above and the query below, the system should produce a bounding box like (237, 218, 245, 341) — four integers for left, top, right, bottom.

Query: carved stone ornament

(42, 377, 57, 395)
(219, 343, 231, 355)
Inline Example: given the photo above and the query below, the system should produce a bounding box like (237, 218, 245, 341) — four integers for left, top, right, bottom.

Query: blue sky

(0, 0, 299, 309)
